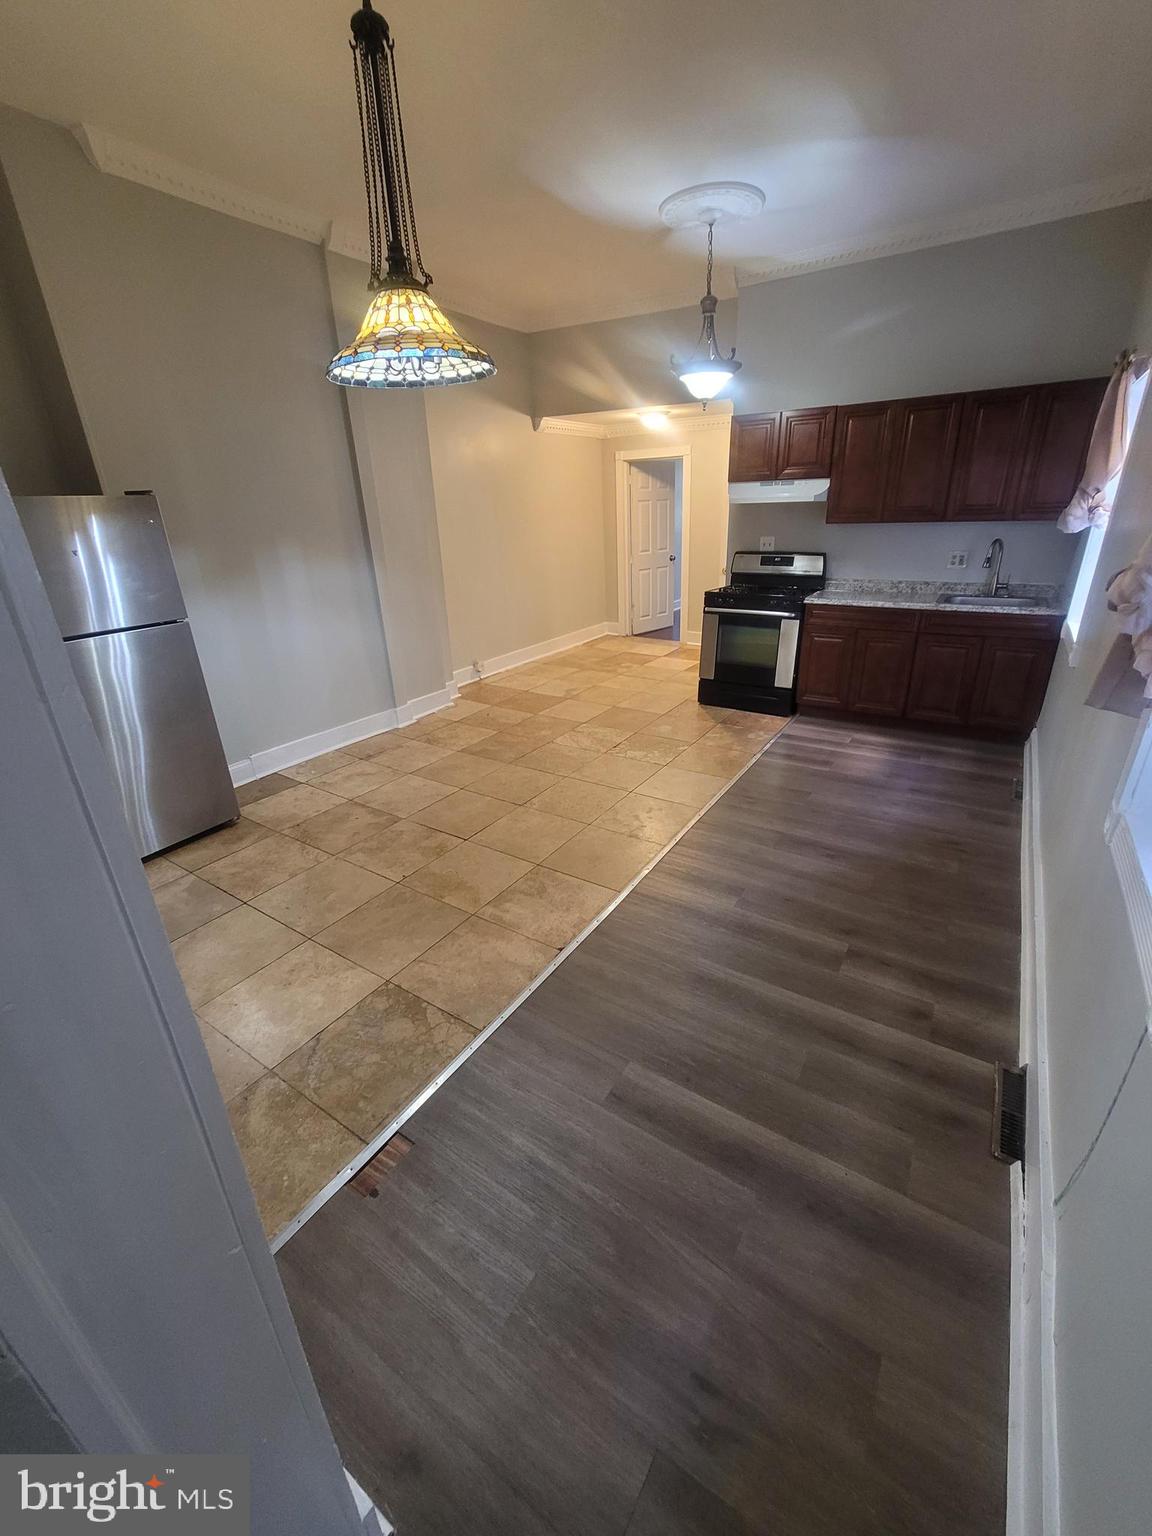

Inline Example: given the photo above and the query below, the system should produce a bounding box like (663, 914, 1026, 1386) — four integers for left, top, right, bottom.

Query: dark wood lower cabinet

(850, 627, 917, 715)
(798, 604, 1060, 735)
(796, 626, 856, 708)
(969, 638, 1056, 729)
(905, 633, 984, 724)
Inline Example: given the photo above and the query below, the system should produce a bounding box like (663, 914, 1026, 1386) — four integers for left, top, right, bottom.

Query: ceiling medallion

(327, 2, 495, 389)
(662, 181, 765, 407)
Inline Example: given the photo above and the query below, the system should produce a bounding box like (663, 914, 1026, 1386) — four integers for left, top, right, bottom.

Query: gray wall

(727, 501, 1076, 587)
(733, 203, 1152, 413)
(0, 161, 98, 497)
(0, 107, 393, 766)
(529, 297, 738, 418)
(1028, 252, 1152, 1534)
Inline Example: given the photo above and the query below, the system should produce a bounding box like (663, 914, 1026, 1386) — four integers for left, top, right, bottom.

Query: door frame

(615, 446, 692, 639)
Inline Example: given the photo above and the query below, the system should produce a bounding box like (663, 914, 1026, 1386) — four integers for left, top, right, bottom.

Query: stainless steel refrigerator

(15, 494, 239, 857)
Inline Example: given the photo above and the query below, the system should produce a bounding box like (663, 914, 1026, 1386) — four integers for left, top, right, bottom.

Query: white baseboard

(1009, 730, 1060, 1536)
(451, 620, 617, 686)
(228, 685, 458, 786)
(395, 682, 458, 728)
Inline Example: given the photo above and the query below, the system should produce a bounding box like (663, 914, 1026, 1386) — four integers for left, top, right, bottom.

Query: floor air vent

(348, 1133, 414, 1198)
(992, 1063, 1027, 1164)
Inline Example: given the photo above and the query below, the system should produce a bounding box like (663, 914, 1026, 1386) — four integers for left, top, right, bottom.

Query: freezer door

(15, 494, 186, 637)
(66, 621, 238, 857)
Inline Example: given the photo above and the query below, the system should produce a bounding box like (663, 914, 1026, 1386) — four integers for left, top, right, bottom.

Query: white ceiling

(2, 0, 1151, 331)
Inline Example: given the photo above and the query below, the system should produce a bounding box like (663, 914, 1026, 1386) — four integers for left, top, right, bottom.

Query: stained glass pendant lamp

(327, 2, 495, 388)
(660, 181, 765, 407)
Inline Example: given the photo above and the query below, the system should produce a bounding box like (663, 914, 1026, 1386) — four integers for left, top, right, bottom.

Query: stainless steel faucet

(982, 538, 1006, 597)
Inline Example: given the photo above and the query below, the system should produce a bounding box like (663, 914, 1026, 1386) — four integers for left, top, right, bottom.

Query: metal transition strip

(270, 717, 794, 1252)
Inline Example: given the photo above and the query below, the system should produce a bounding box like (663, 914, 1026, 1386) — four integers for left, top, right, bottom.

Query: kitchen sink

(937, 593, 1042, 609)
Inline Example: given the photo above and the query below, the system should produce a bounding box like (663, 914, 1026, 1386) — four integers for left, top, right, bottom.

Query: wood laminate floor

(279, 715, 1019, 1536)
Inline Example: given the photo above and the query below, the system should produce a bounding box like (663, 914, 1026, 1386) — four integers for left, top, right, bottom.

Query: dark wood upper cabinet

(882, 395, 963, 521)
(1014, 377, 1108, 520)
(741, 375, 1103, 521)
(776, 406, 836, 478)
(946, 387, 1035, 521)
(826, 403, 892, 523)
(729, 414, 780, 482)
(729, 406, 835, 481)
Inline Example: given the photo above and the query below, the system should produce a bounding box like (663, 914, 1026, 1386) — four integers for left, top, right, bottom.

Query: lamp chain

(706, 220, 714, 299)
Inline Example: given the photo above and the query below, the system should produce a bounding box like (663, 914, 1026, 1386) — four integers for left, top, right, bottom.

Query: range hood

(728, 478, 830, 504)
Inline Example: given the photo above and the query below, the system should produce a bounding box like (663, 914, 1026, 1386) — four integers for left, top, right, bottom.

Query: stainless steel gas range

(698, 551, 826, 715)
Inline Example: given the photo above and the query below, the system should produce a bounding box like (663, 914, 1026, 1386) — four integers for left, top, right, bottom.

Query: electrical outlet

(759, 536, 775, 552)
(947, 552, 968, 569)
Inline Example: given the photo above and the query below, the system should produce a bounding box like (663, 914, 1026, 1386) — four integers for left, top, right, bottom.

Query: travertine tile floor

(144, 635, 786, 1240)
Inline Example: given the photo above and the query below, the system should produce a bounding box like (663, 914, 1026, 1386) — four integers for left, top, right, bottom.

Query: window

(1064, 365, 1150, 659)
(1107, 709, 1152, 1003)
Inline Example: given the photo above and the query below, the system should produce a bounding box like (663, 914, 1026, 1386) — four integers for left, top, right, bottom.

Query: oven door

(700, 609, 800, 689)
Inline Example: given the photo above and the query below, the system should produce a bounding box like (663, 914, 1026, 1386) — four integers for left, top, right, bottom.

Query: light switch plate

(759, 536, 775, 552)
(947, 551, 968, 569)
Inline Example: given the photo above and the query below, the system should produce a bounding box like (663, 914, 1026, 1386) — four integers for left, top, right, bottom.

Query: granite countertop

(806, 580, 1065, 618)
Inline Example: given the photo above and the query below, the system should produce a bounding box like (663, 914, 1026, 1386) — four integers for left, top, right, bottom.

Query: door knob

(669, 553, 677, 562)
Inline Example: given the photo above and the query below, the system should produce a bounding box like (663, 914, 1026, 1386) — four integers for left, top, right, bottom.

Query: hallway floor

(147, 634, 782, 1238)
(278, 716, 1017, 1536)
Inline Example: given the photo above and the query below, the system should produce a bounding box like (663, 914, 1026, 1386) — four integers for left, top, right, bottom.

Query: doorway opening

(616, 448, 690, 640)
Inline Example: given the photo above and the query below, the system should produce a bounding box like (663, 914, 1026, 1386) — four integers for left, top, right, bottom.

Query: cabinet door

(777, 406, 836, 478)
(848, 629, 916, 716)
(882, 395, 963, 521)
(1015, 378, 1108, 520)
(968, 639, 1057, 731)
(797, 627, 856, 708)
(906, 634, 983, 724)
(826, 403, 892, 523)
(946, 388, 1034, 520)
(729, 414, 780, 481)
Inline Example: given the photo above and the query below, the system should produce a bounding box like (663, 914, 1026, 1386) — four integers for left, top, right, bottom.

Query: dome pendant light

(661, 181, 764, 409)
(327, 2, 495, 389)
(672, 221, 739, 406)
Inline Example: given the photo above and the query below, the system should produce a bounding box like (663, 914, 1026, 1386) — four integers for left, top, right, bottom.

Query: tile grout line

(268, 716, 792, 1252)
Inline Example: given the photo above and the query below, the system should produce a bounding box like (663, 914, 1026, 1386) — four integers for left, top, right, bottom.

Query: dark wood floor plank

(279, 717, 1016, 1536)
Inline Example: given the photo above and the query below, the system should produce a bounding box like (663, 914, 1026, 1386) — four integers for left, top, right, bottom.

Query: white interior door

(628, 461, 676, 634)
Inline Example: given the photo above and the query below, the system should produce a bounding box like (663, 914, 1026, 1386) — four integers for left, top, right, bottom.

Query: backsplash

(726, 501, 1079, 587)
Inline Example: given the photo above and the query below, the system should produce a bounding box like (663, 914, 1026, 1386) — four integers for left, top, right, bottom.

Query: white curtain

(1058, 352, 1147, 532)
(1075, 353, 1152, 714)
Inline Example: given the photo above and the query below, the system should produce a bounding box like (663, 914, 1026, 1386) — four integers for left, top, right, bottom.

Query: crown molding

(69, 122, 1152, 336)
(73, 124, 525, 330)
(535, 417, 608, 438)
(73, 124, 329, 245)
(734, 167, 1152, 288)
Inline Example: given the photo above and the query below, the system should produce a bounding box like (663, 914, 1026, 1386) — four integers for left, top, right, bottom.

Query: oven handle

(703, 607, 799, 618)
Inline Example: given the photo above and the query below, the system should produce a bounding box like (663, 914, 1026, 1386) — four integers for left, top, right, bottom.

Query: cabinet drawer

(919, 610, 1061, 640)
(805, 604, 919, 631)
